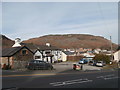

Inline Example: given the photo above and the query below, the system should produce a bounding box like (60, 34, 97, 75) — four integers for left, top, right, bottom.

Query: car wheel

(47, 67, 52, 70)
(28, 67, 32, 70)
(50, 66, 53, 70)
(31, 67, 35, 70)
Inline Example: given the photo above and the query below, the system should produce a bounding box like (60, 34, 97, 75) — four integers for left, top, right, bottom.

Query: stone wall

(67, 56, 84, 61)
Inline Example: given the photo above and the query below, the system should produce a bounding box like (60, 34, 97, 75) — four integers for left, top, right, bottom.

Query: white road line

(50, 81, 63, 85)
(50, 78, 86, 85)
(104, 77, 119, 80)
(96, 74, 115, 78)
(50, 78, 92, 87)
(52, 80, 93, 86)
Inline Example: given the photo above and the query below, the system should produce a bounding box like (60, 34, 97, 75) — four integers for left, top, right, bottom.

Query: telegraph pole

(110, 36, 113, 63)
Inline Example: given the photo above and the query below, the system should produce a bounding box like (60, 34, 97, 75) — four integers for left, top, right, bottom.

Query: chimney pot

(46, 43, 50, 47)
(12, 38, 21, 47)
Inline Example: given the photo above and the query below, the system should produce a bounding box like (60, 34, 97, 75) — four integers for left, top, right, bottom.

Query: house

(20, 42, 62, 63)
(0, 38, 34, 69)
(93, 48, 102, 54)
(33, 43, 62, 63)
(80, 52, 95, 62)
(113, 50, 120, 62)
(34, 49, 43, 61)
(61, 51, 76, 61)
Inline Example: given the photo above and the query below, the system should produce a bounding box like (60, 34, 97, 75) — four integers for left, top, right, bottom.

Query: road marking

(1, 70, 117, 78)
(104, 77, 120, 80)
(50, 78, 84, 85)
(50, 78, 93, 86)
(96, 74, 119, 80)
(96, 74, 115, 78)
(1, 73, 56, 77)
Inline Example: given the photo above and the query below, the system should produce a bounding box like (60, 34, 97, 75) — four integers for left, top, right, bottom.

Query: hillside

(0, 35, 14, 49)
(23, 34, 118, 50)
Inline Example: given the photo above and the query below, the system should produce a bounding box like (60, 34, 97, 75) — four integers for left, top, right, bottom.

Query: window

(33, 60, 37, 63)
(22, 49, 27, 55)
(35, 56, 41, 59)
(45, 51, 51, 54)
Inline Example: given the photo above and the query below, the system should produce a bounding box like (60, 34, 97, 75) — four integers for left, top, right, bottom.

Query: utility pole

(110, 36, 113, 63)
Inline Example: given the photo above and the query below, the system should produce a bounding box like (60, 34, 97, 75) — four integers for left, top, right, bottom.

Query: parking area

(2, 61, 103, 76)
(53, 61, 102, 72)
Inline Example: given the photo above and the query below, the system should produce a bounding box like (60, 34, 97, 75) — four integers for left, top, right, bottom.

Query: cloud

(2, 0, 120, 2)
(2, 2, 118, 44)
(0, 3, 2, 33)
(51, 19, 118, 43)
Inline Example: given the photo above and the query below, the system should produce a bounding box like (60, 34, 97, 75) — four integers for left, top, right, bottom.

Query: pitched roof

(37, 45, 61, 51)
(63, 51, 75, 55)
(21, 43, 38, 52)
(21, 43, 61, 52)
(1, 46, 33, 57)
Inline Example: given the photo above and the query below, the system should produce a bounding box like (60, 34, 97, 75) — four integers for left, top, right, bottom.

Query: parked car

(89, 60, 96, 66)
(73, 63, 80, 70)
(96, 61, 105, 67)
(78, 58, 88, 64)
(26, 60, 53, 70)
(89, 61, 94, 66)
(103, 61, 106, 66)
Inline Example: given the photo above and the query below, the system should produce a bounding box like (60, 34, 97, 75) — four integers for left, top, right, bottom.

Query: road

(2, 69, 120, 89)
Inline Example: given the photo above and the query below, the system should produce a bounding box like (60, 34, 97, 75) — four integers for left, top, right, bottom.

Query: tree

(93, 54, 110, 64)
(117, 45, 120, 51)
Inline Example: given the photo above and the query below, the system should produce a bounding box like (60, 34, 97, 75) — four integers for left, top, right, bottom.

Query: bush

(93, 54, 111, 64)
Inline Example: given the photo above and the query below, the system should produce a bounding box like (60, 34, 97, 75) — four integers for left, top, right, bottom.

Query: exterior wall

(0, 57, 8, 68)
(0, 57, 8, 66)
(61, 52, 67, 62)
(0, 57, 13, 69)
(114, 50, 120, 62)
(43, 57, 52, 63)
(36, 50, 62, 63)
(1, 47, 33, 69)
(52, 50, 62, 62)
(13, 48, 33, 69)
(34, 51, 43, 60)
(13, 48, 33, 61)
(67, 56, 83, 61)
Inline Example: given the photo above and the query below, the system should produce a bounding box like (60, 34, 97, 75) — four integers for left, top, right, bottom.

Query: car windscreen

(97, 61, 102, 63)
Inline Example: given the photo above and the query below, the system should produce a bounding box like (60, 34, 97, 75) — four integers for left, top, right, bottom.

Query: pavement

(1, 61, 103, 75)
(2, 61, 102, 74)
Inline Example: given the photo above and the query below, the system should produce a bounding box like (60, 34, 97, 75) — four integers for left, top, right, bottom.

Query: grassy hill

(0, 35, 14, 49)
(23, 34, 118, 50)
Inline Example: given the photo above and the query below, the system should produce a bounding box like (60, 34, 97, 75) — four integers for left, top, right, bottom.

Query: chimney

(46, 43, 50, 47)
(12, 38, 21, 47)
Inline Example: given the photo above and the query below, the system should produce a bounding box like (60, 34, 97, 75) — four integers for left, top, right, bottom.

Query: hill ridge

(23, 34, 117, 50)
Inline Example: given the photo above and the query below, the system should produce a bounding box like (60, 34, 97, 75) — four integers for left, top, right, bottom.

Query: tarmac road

(2, 69, 119, 89)
(1, 62, 119, 89)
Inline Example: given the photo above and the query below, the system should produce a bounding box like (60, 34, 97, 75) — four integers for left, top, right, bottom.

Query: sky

(1, 1, 118, 44)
